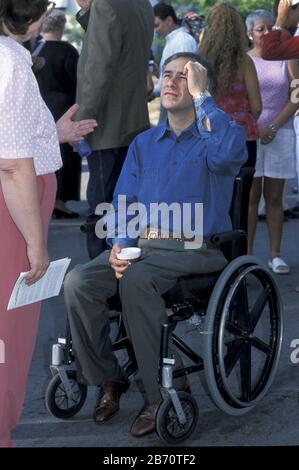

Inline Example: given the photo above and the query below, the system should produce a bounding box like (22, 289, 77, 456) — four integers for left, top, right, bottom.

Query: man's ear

(166, 16, 174, 29)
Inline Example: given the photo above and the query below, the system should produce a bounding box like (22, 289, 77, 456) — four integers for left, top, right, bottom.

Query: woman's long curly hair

(200, 2, 248, 98)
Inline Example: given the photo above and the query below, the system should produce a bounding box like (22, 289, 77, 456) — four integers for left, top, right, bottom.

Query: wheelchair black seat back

(45, 168, 283, 445)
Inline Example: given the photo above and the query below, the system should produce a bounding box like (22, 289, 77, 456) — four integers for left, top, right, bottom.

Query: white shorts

(254, 128, 296, 179)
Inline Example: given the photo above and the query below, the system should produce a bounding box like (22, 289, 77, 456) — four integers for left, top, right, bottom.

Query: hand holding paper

(8, 258, 71, 310)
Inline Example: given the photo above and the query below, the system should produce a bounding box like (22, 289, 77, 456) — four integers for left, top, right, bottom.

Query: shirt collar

(165, 26, 186, 42)
(155, 120, 199, 142)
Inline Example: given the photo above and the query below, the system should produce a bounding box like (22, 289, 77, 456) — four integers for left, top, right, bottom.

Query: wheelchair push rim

(203, 256, 283, 415)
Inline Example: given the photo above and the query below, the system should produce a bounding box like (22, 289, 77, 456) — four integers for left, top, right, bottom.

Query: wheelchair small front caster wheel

(45, 370, 87, 419)
(156, 391, 198, 444)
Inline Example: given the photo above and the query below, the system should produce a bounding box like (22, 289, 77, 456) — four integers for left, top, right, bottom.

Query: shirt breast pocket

(183, 158, 200, 167)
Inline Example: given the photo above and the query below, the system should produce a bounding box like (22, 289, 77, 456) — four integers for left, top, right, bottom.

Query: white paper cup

(116, 247, 141, 262)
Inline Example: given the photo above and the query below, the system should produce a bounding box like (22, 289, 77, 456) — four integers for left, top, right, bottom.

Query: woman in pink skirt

(0, 0, 97, 447)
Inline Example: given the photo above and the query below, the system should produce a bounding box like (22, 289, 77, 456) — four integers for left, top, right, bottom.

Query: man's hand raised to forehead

(76, 0, 92, 12)
(276, 0, 292, 27)
(183, 61, 208, 99)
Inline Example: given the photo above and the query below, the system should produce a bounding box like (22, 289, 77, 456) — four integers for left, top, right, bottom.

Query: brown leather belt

(141, 229, 197, 242)
(139, 230, 216, 250)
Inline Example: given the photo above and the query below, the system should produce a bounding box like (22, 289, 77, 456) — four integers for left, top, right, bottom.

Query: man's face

(154, 16, 172, 37)
(161, 57, 194, 113)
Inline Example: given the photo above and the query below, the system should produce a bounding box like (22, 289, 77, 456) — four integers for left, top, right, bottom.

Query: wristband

(193, 90, 211, 106)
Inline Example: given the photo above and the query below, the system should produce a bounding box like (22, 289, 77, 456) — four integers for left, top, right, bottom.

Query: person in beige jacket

(75, 0, 154, 259)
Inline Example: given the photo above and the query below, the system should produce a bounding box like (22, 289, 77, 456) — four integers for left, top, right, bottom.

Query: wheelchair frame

(45, 168, 284, 444)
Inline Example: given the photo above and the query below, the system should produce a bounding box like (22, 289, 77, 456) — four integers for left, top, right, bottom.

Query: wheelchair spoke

(57, 395, 68, 409)
(240, 341, 252, 401)
(226, 320, 246, 337)
(55, 382, 81, 410)
(164, 401, 194, 438)
(224, 340, 244, 376)
(249, 287, 271, 333)
(250, 336, 272, 355)
(233, 279, 250, 329)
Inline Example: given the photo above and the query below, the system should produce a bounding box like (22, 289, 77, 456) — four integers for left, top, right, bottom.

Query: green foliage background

(64, 15, 84, 48)
(63, 1, 276, 48)
(171, 0, 274, 17)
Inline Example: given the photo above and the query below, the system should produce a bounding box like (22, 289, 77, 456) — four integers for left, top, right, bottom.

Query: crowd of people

(1, 0, 299, 447)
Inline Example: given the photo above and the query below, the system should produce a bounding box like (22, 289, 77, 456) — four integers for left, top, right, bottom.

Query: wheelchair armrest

(210, 229, 246, 246)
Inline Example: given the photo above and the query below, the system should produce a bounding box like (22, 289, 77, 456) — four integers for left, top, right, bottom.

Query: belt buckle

(147, 230, 159, 240)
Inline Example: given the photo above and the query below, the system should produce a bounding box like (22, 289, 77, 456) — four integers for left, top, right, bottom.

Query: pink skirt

(0, 173, 56, 447)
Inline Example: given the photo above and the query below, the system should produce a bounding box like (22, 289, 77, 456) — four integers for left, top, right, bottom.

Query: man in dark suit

(75, 0, 154, 259)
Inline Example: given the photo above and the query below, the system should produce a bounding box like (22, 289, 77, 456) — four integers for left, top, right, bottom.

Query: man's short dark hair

(0, 0, 48, 36)
(163, 52, 214, 90)
(153, 3, 178, 24)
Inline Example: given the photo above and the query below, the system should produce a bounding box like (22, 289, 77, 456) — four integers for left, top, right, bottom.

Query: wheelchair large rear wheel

(45, 370, 87, 419)
(202, 256, 283, 415)
(156, 391, 199, 444)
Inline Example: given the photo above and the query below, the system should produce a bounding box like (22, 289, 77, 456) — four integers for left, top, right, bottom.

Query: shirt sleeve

(262, 30, 299, 60)
(194, 96, 248, 175)
(0, 56, 40, 159)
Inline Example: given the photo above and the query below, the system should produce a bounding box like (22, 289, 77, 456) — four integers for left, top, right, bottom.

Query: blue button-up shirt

(102, 96, 247, 246)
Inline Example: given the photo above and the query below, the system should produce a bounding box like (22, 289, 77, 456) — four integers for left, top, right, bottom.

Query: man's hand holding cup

(109, 245, 141, 280)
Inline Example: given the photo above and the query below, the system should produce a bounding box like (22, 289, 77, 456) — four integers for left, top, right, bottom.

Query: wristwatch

(272, 25, 285, 31)
(193, 90, 211, 106)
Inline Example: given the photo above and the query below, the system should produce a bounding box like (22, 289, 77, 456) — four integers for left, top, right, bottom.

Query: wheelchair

(45, 168, 283, 445)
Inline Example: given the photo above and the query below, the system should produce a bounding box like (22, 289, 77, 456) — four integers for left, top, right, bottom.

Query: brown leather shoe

(130, 403, 160, 437)
(93, 380, 129, 424)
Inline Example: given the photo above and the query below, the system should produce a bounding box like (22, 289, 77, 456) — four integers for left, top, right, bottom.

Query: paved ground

(10, 170, 299, 447)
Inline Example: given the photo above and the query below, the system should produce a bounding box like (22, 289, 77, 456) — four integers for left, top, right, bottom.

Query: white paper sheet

(7, 258, 71, 310)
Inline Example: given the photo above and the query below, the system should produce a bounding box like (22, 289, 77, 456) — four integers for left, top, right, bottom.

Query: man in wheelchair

(63, 52, 247, 438)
